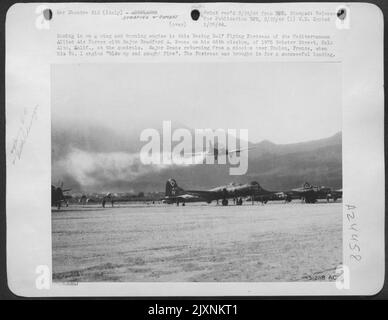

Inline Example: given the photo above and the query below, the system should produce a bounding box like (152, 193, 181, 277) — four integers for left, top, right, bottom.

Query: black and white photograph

(51, 62, 343, 282)
(4, 2, 384, 298)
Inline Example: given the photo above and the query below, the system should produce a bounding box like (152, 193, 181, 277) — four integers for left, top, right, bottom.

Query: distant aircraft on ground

(164, 178, 275, 206)
(329, 188, 342, 202)
(51, 183, 71, 209)
(287, 182, 342, 203)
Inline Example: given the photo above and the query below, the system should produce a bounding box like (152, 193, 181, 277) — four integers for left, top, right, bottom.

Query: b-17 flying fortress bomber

(163, 178, 342, 206)
(51, 179, 342, 209)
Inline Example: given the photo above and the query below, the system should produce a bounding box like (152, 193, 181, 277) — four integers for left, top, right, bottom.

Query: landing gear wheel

(222, 199, 228, 206)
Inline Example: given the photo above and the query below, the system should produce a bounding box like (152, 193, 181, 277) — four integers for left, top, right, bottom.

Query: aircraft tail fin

(303, 182, 312, 189)
(165, 179, 183, 197)
(208, 141, 219, 160)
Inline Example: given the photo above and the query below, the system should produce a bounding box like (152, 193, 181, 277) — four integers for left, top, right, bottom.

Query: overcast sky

(52, 62, 341, 144)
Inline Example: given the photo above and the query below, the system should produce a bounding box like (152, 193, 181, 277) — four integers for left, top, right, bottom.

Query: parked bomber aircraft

(164, 179, 342, 206)
(288, 182, 342, 203)
(51, 184, 71, 209)
(164, 178, 275, 206)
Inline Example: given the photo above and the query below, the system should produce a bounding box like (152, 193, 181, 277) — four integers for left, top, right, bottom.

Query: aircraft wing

(185, 190, 219, 200)
(176, 194, 202, 200)
(290, 188, 308, 194)
(227, 146, 257, 154)
(165, 191, 215, 203)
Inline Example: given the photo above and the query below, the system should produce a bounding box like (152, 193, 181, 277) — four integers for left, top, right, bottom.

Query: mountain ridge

(52, 122, 342, 193)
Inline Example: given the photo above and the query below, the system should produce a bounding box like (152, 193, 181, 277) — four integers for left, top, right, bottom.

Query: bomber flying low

(185, 142, 256, 162)
(164, 178, 276, 206)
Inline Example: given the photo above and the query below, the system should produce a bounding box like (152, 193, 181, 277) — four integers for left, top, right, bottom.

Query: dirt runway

(52, 201, 342, 282)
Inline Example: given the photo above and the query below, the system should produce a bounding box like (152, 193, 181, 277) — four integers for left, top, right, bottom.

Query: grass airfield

(52, 201, 342, 282)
